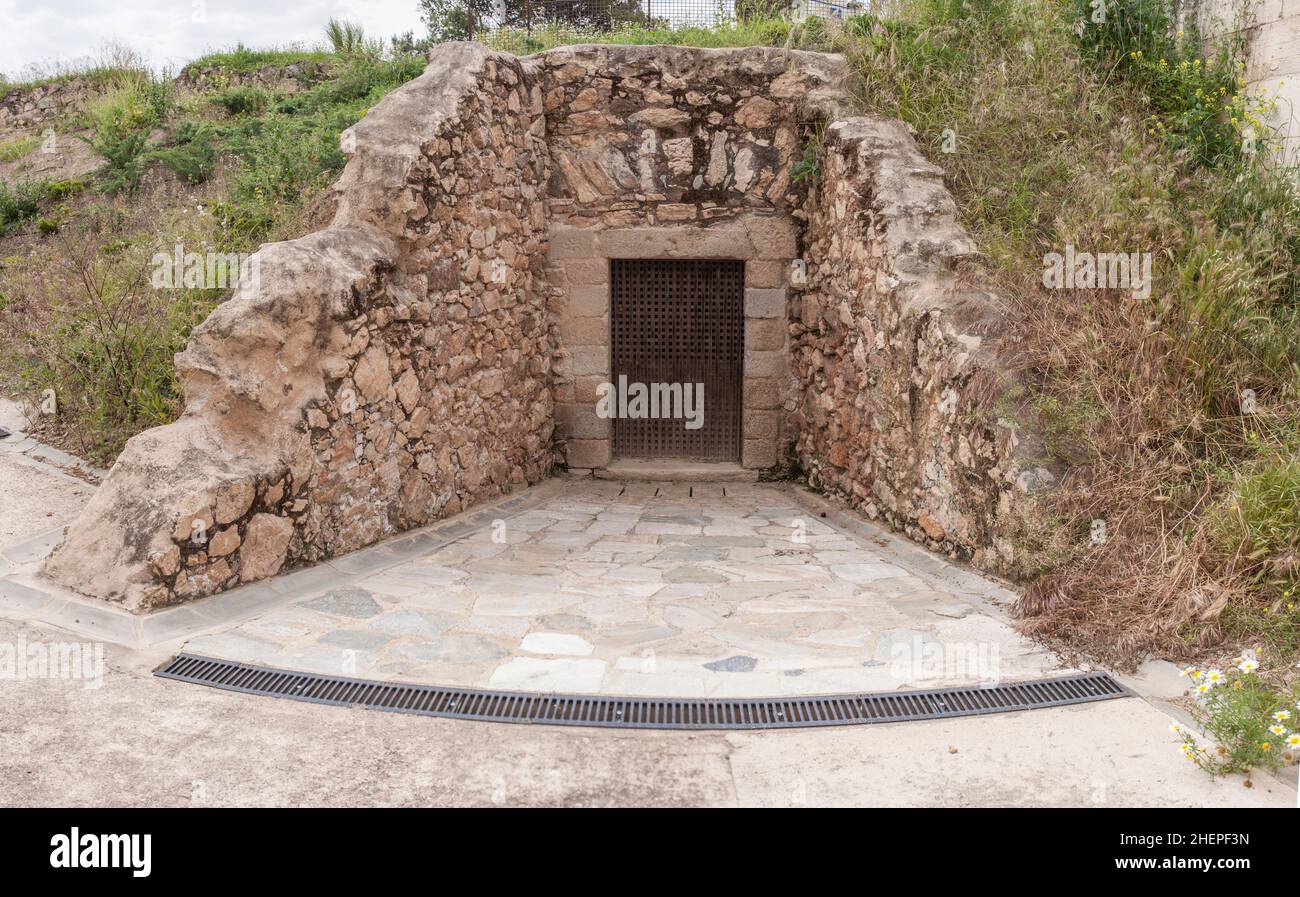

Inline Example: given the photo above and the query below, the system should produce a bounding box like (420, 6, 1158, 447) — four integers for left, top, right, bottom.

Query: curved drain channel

(155, 653, 1131, 730)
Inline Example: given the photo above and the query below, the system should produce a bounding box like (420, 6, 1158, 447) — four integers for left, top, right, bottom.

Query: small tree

(390, 31, 432, 56)
(419, 0, 496, 41)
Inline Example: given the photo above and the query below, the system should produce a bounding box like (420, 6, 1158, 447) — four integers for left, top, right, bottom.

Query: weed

(185, 44, 334, 73)
(212, 86, 272, 116)
(0, 135, 39, 163)
(149, 122, 218, 184)
(1173, 660, 1300, 776)
(0, 180, 48, 234)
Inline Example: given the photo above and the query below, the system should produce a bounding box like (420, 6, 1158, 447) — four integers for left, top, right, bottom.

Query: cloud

(1, 0, 425, 79)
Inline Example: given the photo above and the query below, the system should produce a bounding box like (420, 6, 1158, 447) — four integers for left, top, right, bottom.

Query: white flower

(1169, 722, 1183, 734)
(1180, 666, 1198, 678)
(1273, 710, 1291, 722)
(1269, 724, 1288, 736)
(1204, 669, 1225, 685)
(1238, 658, 1259, 673)
(1287, 734, 1300, 749)
(1196, 682, 1212, 695)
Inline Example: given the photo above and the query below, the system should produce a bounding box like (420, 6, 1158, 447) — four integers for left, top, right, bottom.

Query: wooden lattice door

(609, 259, 744, 461)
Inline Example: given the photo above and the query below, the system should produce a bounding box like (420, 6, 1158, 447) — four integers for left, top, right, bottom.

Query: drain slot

(155, 654, 1130, 730)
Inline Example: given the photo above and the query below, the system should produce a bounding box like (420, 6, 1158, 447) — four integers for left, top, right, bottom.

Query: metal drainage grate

(155, 654, 1130, 730)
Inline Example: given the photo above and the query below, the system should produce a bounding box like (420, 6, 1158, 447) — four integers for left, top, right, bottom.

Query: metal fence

(460, 0, 863, 54)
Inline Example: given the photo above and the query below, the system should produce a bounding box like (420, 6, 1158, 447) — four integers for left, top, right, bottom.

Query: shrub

(0, 209, 218, 464)
(149, 122, 218, 184)
(1072, 0, 1273, 167)
(0, 179, 48, 234)
(212, 86, 272, 116)
(84, 79, 173, 193)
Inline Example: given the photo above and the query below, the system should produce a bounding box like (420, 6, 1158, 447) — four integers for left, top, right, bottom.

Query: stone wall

(1189, 0, 1300, 164)
(0, 77, 98, 140)
(175, 61, 332, 95)
(45, 41, 1025, 608)
(46, 43, 556, 610)
(792, 118, 1021, 572)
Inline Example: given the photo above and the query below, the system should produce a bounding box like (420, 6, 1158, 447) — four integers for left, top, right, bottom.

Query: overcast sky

(1, 0, 427, 79)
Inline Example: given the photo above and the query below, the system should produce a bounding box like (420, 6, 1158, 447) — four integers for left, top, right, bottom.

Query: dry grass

(805, 0, 1300, 669)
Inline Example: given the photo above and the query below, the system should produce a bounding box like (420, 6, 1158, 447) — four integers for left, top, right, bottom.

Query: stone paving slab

(0, 475, 568, 647)
(183, 478, 1076, 697)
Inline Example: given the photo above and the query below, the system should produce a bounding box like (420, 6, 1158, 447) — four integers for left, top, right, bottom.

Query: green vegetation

(480, 12, 793, 53)
(82, 79, 174, 193)
(0, 135, 38, 163)
(211, 86, 272, 116)
(1206, 454, 1300, 596)
(324, 18, 385, 59)
(0, 22, 419, 460)
(184, 44, 335, 73)
(0, 180, 48, 234)
(2, 42, 155, 93)
(1174, 663, 1300, 777)
(0, 206, 219, 462)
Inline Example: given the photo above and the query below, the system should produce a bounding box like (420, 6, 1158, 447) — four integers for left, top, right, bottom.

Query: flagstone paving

(183, 478, 1076, 697)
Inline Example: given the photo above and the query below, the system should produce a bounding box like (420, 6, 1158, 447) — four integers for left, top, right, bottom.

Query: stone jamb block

(567, 439, 611, 468)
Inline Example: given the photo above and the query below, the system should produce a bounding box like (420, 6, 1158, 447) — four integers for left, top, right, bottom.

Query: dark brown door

(609, 259, 743, 461)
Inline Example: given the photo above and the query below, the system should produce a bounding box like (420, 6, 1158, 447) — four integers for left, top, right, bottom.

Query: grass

(0, 26, 423, 461)
(481, 14, 794, 53)
(0, 205, 219, 463)
(1205, 453, 1300, 597)
(2, 42, 156, 93)
(0, 135, 39, 163)
(0, 180, 48, 234)
(184, 44, 336, 73)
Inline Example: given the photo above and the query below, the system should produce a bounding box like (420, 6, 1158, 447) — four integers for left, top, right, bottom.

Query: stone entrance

(609, 259, 743, 462)
(42, 42, 1028, 612)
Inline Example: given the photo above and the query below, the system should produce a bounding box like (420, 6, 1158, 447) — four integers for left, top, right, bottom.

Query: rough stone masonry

(45, 41, 1031, 611)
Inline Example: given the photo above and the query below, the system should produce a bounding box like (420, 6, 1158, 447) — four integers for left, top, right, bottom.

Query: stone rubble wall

(175, 61, 333, 95)
(537, 44, 845, 226)
(0, 77, 99, 140)
(538, 44, 848, 471)
(45, 43, 556, 610)
(793, 117, 1022, 572)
